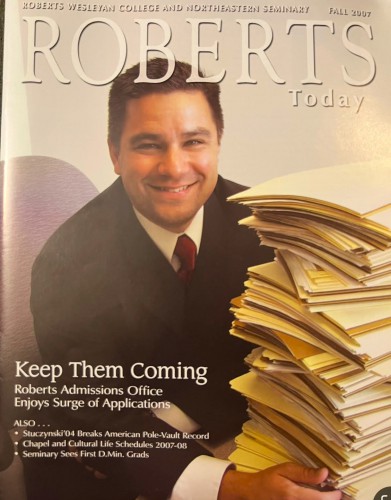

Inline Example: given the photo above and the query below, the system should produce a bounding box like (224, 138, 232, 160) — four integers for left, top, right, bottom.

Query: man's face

(109, 90, 220, 233)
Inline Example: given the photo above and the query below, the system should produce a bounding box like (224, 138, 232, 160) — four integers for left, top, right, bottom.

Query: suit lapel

(188, 189, 231, 303)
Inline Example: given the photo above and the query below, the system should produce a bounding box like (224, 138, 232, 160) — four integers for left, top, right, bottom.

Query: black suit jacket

(30, 176, 273, 499)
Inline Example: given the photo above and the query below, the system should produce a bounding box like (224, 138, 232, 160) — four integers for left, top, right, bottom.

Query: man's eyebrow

(129, 133, 163, 146)
(182, 127, 212, 138)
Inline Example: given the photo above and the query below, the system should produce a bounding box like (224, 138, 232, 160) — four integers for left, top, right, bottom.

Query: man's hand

(218, 463, 342, 500)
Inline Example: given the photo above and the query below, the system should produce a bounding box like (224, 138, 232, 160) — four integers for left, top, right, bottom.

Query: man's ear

(108, 140, 121, 175)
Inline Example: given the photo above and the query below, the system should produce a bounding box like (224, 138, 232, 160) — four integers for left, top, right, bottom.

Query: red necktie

(174, 235, 197, 285)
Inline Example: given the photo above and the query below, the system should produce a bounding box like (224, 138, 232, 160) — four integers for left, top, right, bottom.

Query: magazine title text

(22, 16, 376, 87)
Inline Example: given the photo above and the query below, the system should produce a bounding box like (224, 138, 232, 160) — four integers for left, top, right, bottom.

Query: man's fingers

(292, 483, 342, 500)
(278, 463, 329, 485)
(277, 463, 342, 500)
(218, 466, 342, 500)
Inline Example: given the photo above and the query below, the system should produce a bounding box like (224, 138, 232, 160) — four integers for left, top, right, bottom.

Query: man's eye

(184, 139, 204, 147)
(135, 143, 161, 151)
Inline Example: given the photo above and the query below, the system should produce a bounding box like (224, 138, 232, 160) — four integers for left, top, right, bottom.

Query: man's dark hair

(108, 58, 224, 149)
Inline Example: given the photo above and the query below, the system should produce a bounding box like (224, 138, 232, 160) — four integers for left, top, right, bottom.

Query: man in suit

(30, 59, 341, 500)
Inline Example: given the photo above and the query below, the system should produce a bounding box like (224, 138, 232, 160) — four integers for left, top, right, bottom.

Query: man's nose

(157, 146, 187, 177)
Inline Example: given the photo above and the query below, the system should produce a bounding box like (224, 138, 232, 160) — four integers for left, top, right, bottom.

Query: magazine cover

(1, 0, 390, 499)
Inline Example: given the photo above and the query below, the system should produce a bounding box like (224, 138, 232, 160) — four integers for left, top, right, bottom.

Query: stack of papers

(228, 161, 391, 499)
(230, 160, 391, 307)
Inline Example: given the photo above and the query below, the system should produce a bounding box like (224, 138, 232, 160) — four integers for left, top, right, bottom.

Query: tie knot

(174, 234, 197, 284)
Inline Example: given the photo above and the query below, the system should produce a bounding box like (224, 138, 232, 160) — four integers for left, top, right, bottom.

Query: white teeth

(156, 185, 189, 192)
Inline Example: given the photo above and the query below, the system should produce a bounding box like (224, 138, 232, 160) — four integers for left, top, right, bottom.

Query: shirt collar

(133, 207, 204, 265)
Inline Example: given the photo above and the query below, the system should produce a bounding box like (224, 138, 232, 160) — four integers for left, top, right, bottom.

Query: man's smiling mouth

(150, 182, 197, 193)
